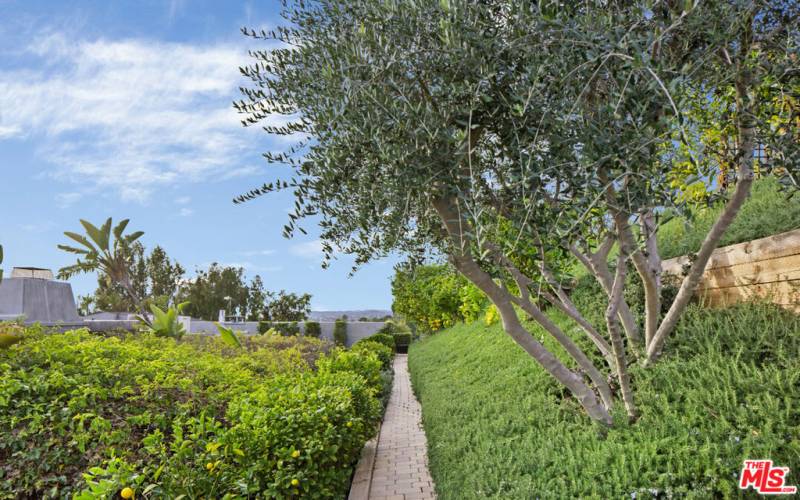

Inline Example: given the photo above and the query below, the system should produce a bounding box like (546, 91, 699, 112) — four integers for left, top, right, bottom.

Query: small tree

(57, 218, 149, 324)
(262, 290, 312, 321)
(176, 264, 252, 320)
(237, 1, 798, 425)
(81, 242, 185, 314)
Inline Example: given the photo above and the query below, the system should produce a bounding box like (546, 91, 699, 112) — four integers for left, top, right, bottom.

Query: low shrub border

(0, 327, 384, 498)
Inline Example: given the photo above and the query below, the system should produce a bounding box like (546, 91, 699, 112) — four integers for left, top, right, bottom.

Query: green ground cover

(658, 177, 800, 260)
(409, 303, 800, 499)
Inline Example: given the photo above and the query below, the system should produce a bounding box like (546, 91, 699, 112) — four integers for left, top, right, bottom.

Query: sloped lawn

(409, 304, 800, 499)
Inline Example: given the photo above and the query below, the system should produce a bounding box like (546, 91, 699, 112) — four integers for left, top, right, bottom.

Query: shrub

(261, 321, 300, 336)
(0, 328, 381, 498)
(316, 348, 383, 393)
(378, 319, 411, 335)
(304, 320, 321, 338)
(333, 319, 347, 346)
(393, 332, 412, 351)
(658, 176, 800, 260)
(378, 369, 394, 408)
(352, 340, 394, 370)
(357, 332, 395, 351)
(392, 263, 485, 333)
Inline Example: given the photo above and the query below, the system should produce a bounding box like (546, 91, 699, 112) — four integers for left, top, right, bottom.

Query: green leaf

(80, 220, 107, 251)
(57, 244, 92, 256)
(113, 219, 130, 240)
(215, 323, 243, 349)
(98, 218, 112, 250)
(63, 232, 97, 253)
(126, 231, 145, 243)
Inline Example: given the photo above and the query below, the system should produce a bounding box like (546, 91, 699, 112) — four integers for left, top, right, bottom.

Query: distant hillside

(309, 310, 392, 321)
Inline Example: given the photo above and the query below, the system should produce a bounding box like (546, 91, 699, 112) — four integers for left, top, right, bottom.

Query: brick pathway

(368, 354, 436, 500)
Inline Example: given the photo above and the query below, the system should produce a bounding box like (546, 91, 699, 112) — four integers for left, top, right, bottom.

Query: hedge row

(0, 327, 385, 499)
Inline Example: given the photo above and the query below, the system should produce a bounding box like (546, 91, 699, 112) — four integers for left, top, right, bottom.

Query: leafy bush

(259, 321, 300, 336)
(333, 319, 347, 346)
(140, 302, 189, 339)
(304, 321, 321, 338)
(392, 332, 412, 350)
(658, 176, 800, 260)
(0, 329, 381, 498)
(408, 303, 800, 498)
(392, 263, 487, 333)
(357, 332, 395, 351)
(316, 348, 383, 393)
(352, 340, 394, 370)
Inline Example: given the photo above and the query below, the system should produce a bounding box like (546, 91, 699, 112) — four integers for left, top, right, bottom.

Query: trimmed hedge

(355, 332, 396, 352)
(393, 332, 412, 347)
(258, 321, 301, 336)
(304, 321, 321, 338)
(333, 319, 348, 346)
(0, 327, 382, 498)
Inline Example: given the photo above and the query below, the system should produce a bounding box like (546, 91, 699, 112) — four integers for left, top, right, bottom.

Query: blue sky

(0, 0, 397, 311)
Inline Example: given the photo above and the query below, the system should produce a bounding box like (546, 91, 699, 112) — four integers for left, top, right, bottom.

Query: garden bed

(0, 326, 391, 498)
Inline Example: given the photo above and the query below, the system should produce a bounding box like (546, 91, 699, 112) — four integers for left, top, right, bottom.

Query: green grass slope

(409, 304, 800, 499)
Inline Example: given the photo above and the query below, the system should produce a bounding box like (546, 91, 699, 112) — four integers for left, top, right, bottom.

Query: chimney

(11, 267, 54, 280)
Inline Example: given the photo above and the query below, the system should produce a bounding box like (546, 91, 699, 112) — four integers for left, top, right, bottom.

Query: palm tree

(57, 218, 150, 325)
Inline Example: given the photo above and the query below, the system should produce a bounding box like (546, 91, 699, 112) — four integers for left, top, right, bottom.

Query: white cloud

(56, 192, 83, 207)
(0, 124, 20, 138)
(178, 207, 194, 217)
(289, 239, 325, 259)
(240, 249, 276, 257)
(0, 33, 291, 202)
(175, 196, 192, 205)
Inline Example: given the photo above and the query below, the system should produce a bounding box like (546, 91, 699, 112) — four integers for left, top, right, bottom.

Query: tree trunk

(433, 197, 614, 426)
(612, 211, 660, 352)
(570, 242, 642, 348)
(645, 64, 757, 366)
(606, 254, 637, 421)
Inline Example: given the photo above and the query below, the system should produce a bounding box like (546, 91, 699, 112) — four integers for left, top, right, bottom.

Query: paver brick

(367, 355, 436, 499)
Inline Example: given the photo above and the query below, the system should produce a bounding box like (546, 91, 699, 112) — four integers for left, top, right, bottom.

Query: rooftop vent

(11, 267, 54, 280)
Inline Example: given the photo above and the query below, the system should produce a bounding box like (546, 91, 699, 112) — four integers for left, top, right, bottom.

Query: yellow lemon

(206, 462, 214, 471)
(291, 479, 300, 487)
(120, 487, 134, 499)
(346, 421, 353, 428)
(291, 450, 301, 458)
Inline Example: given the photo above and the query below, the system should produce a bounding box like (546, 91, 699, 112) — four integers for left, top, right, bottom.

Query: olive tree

(236, 0, 798, 425)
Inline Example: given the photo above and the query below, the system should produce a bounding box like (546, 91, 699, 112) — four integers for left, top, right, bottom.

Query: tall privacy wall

(662, 228, 800, 311)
